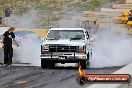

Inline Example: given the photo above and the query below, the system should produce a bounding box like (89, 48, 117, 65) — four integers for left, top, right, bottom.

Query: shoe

(5, 64, 8, 67)
(2, 64, 7, 66)
(7, 64, 12, 67)
(8, 65, 11, 67)
(5, 64, 10, 67)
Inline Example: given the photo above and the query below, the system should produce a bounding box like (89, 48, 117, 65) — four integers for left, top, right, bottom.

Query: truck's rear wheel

(41, 60, 48, 69)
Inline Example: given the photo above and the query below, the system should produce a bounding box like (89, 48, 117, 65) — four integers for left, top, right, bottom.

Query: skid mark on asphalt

(25, 70, 77, 88)
(0, 67, 43, 85)
(9, 70, 61, 88)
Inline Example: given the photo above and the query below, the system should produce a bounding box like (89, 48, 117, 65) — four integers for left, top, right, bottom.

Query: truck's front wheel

(80, 60, 86, 69)
(41, 60, 48, 69)
(48, 62, 55, 68)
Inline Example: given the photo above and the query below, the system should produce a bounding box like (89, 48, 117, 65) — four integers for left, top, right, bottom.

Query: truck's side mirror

(85, 31, 89, 40)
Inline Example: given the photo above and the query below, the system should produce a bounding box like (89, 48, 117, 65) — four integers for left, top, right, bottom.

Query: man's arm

(13, 38, 19, 47)
(1, 35, 5, 44)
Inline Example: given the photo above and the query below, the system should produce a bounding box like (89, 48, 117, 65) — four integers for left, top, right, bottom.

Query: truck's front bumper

(41, 52, 87, 62)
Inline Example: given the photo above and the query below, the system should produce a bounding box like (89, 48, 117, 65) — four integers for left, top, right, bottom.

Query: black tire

(41, 60, 48, 69)
(80, 61, 86, 69)
(86, 52, 90, 67)
(87, 52, 89, 60)
(48, 61, 55, 68)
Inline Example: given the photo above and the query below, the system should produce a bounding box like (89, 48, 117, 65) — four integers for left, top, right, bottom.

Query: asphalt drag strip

(0, 64, 123, 88)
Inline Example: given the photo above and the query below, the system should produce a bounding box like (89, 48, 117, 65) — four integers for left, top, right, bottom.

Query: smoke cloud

(90, 30, 132, 68)
(13, 22, 132, 68)
(6, 5, 132, 68)
(10, 9, 39, 28)
(59, 11, 84, 28)
(15, 33, 41, 66)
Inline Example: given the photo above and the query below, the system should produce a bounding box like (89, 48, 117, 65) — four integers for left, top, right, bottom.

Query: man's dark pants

(4, 44, 13, 65)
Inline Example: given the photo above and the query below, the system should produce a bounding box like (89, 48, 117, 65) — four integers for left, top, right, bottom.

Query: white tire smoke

(90, 30, 132, 68)
(15, 33, 41, 66)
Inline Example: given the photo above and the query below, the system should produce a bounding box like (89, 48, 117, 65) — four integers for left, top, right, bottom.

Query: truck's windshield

(46, 30, 85, 40)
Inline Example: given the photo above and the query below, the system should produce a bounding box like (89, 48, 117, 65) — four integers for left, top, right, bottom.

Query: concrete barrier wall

(15, 28, 48, 38)
(112, 4, 132, 9)
(126, 0, 132, 4)
(0, 27, 48, 48)
(0, 27, 48, 38)
(101, 8, 130, 12)
(87, 64, 132, 88)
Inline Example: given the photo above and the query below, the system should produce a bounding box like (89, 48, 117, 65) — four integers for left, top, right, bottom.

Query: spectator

(4, 8, 12, 26)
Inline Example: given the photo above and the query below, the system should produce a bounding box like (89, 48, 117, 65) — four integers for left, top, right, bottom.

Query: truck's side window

(85, 31, 89, 39)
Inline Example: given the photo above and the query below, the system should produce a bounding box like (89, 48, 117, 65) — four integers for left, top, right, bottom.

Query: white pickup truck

(41, 28, 91, 69)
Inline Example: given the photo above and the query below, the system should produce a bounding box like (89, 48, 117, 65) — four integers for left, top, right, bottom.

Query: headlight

(78, 46, 86, 54)
(41, 45, 49, 54)
(79, 46, 84, 50)
(43, 45, 49, 50)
